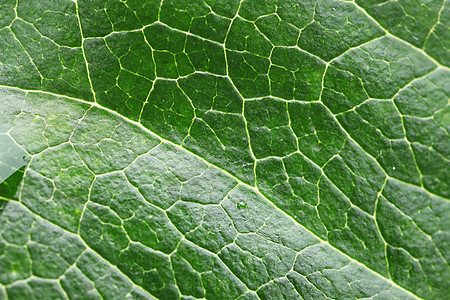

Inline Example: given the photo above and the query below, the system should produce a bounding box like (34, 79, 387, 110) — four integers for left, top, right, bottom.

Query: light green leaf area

(0, 0, 448, 299)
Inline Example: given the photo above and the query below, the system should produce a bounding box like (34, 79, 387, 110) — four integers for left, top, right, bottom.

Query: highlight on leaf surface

(0, 0, 449, 299)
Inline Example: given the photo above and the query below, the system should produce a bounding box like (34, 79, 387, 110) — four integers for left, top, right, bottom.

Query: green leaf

(0, 0, 449, 299)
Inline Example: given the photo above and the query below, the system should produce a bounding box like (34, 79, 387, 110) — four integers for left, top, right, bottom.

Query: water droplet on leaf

(237, 201, 247, 210)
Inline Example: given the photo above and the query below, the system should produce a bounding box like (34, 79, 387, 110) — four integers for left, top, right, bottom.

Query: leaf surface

(0, 0, 449, 299)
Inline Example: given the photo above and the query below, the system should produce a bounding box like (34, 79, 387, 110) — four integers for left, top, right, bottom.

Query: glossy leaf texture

(0, 0, 449, 299)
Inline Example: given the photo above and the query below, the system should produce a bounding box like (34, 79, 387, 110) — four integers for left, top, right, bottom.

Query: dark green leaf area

(356, 0, 449, 66)
(1, 18, 93, 101)
(238, 0, 316, 30)
(381, 180, 450, 257)
(17, 0, 81, 47)
(245, 97, 297, 158)
(395, 70, 450, 196)
(178, 73, 242, 116)
(0, 167, 25, 204)
(255, 15, 299, 47)
(378, 180, 449, 298)
(338, 111, 421, 185)
(84, 33, 154, 121)
(145, 24, 227, 77)
(322, 66, 368, 114)
(160, 0, 233, 44)
(270, 47, 326, 101)
(226, 50, 270, 98)
(289, 102, 347, 167)
(298, 0, 385, 61)
(0, 0, 93, 99)
(331, 36, 436, 100)
(0, 1, 14, 29)
(226, 17, 273, 57)
(78, 0, 160, 38)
